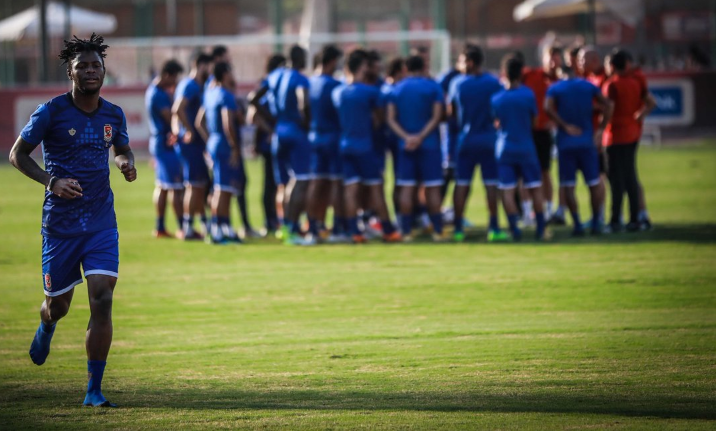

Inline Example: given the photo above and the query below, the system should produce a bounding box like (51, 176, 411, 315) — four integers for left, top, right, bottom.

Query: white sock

(522, 200, 533, 218)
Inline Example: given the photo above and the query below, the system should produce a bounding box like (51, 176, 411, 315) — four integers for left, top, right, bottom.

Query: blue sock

(536, 212, 546, 239)
(592, 209, 601, 230)
(29, 321, 55, 365)
(176, 217, 184, 231)
(508, 214, 521, 240)
(399, 214, 413, 236)
(333, 216, 345, 235)
(489, 215, 499, 231)
(571, 211, 583, 231)
(211, 216, 219, 227)
(156, 217, 165, 232)
(348, 217, 361, 236)
(454, 217, 464, 234)
(83, 360, 111, 406)
(380, 220, 395, 235)
(200, 214, 208, 225)
(290, 220, 302, 235)
(218, 216, 230, 227)
(308, 219, 320, 237)
(429, 213, 443, 235)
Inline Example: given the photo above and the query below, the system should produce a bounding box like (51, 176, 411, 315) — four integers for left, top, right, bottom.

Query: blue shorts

(310, 132, 341, 180)
(455, 145, 499, 187)
(342, 150, 384, 186)
(498, 157, 542, 190)
(440, 123, 460, 169)
(273, 123, 311, 185)
(396, 146, 444, 187)
(176, 141, 209, 187)
(558, 146, 601, 187)
(41, 228, 119, 297)
(153, 147, 183, 190)
(210, 151, 246, 195)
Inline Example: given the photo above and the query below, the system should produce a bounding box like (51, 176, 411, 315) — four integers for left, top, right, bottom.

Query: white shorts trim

(499, 182, 517, 190)
(396, 180, 417, 187)
(362, 179, 384, 186)
(423, 180, 445, 187)
(310, 173, 333, 180)
(294, 174, 312, 182)
(524, 181, 542, 189)
(84, 270, 119, 278)
(483, 180, 499, 186)
(155, 181, 184, 190)
(586, 178, 601, 187)
(455, 179, 472, 186)
(560, 181, 577, 187)
(343, 177, 361, 186)
(214, 185, 239, 196)
(45, 279, 82, 297)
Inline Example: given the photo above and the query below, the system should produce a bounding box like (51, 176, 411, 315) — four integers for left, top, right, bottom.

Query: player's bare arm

(9, 137, 83, 199)
(297, 86, 311, 131)
(248, 85, 274, 129)
(114, 145, 137, 182)
(172, 97, 193, 143)
(222, 107, 241, 166)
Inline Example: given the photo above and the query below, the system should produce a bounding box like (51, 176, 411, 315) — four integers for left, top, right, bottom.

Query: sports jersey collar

(66, 92, 104, 117)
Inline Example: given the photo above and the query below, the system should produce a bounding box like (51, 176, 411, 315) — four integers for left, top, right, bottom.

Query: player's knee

(47, 297, 71, 320)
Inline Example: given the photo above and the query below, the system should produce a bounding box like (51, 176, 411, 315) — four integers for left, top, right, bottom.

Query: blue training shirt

(20, 93, 130, 238)
(438, 69, 462, 141)
(389, 76, 444, 150)
(332, 82, 380, 154)
(145, 83, 173, 153)
(309, 73, 342, 135)
(175, 77, 204, 143)
(491, 86, 538, 163)
(546, 78, 602, 149)
(203, 86, 238, 157)
(449, 72, 503, 149)
(269, 68, 309, 126)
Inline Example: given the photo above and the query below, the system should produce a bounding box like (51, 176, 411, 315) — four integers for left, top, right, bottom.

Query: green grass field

(1, 144, 715, 430)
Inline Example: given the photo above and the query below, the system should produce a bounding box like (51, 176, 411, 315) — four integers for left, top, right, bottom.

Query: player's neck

(71, 87, 100, 113)
(507, 80, 521, 90)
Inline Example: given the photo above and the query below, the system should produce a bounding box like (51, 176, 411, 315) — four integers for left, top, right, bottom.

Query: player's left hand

(564, 124, 583, 136)
(594, 130, 604, 148)
(120, 162, 137, 182)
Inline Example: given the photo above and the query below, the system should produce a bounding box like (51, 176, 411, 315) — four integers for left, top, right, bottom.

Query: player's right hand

(182, 131, 193, 144)
(52, 178, 83, 199)
(564, 124, 583, 136)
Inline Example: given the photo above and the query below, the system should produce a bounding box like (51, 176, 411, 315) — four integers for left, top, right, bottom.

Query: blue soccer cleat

(29, 322, 55, 366)
(83, 391, 117, 408)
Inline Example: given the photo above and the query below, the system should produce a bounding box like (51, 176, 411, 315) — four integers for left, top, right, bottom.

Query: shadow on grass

(2, 385, 715, 421)
(456, 223, 716, 245)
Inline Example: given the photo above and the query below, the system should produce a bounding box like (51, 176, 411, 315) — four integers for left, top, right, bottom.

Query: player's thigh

(497, 163, 519, 191)
(42, 235, 84, 298)
(419, 147, 445, 188)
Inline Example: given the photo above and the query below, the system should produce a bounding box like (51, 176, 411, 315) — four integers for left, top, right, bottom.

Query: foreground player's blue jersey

(450, 73, 503, 148)
(491, 86, 538, 163)
(203, 86, 238, 156)
(546, 78, 601, 149)
(21, 93, 129, 238)
(389, 76, 444, 150)
(145, 83, 173, 151)
(175, 77, 204, 142)
(268, 68, 309, 126)
(309, 74, 341, 134)
(333, 83, 379, 154)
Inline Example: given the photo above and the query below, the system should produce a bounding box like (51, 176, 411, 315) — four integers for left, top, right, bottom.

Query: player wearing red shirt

(522, 46, 563, 225)
(603, 50, 655, 232)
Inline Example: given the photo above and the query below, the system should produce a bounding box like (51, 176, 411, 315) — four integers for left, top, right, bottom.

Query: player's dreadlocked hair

(58, 33, 109, 66)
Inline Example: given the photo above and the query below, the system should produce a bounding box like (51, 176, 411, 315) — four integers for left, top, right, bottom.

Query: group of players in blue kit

(146, 41, 633, 246)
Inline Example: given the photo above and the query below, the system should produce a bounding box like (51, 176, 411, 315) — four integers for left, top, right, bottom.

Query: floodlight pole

(37, 0, 48, 83)
(63, 0, 71, 42)
(587, 0, 597, 45)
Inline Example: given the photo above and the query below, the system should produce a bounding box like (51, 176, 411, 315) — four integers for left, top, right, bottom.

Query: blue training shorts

(342, 150, 384, 186)
(273, 123, 311, 185)
(455, 144, 499, 187)
(498, 157, 542, 190)
(176, 140, 209, 187)
(153, 147, 183, 190)
(310, 131, 342, 180)
(210, 151, 246, 196)
(42, 228, 119, 297)
(396, 146, 444, 187)
(558, 146, 601, 187)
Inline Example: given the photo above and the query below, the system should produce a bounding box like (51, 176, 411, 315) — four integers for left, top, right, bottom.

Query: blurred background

(1, 0, 715, 150)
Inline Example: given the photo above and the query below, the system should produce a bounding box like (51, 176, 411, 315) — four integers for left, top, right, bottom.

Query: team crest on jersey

(44, 273, 52, 291)
(69, 128, 76, 136)
(104, 124, 113, 143)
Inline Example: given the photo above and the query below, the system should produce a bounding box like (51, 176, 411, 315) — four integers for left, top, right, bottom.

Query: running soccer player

(492, 56, 547, 241)
(522, 45, 563, 225)
(305, 45, 344, 244)
(250, 45, 312, 245)
(333, 49, 400, 243)
(447, 46, 507, 242)
(9, 34, 137, 407)
(387, 55, 446, 242)
(603, 50, 656, 232)
(195, 62, 243, 244)
(147, 59, 184, 238)
(545, 65, 613, 235)
(172, 52, 212, 240)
